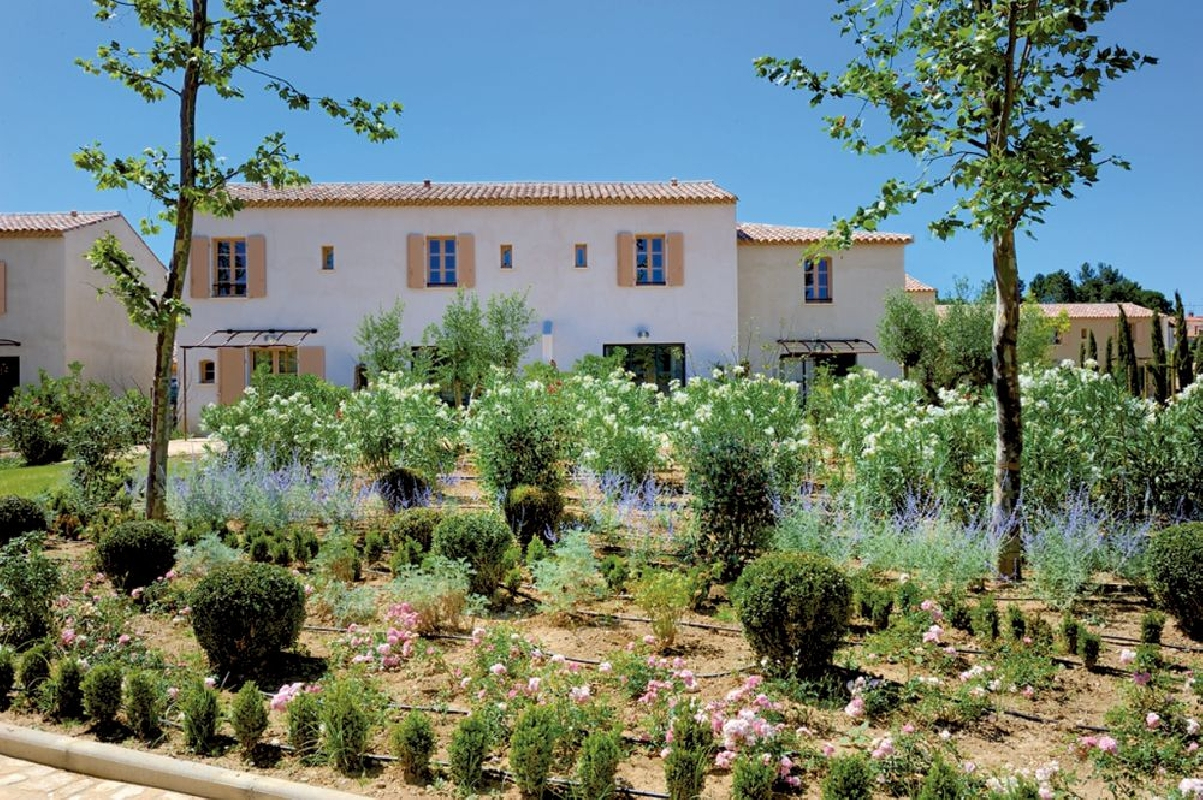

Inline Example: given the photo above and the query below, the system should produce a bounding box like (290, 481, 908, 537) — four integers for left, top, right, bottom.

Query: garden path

(0, 754, 200, 800)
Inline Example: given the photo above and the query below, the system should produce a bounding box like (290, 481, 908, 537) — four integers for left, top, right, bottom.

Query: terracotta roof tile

(0, 211, 122, 235)
(736, 221, 913, 245)
(1039, 303, 1156, 319)
(227, 181, 737, 207)
(905, 274, 936, 293)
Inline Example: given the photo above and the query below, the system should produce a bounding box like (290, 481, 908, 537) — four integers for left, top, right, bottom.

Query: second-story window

(500, 244, 513, 269)
(427, 236, 457, 286)
(213, 238, 247, 297)
(804, 257, 832, 303)
(635, 235, 665, 285)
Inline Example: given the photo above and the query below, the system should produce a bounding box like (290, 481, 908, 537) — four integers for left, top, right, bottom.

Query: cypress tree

(1116, 305, 1139, 395)
(1087, 330, 1099, 365)
(1195, 335, 1203, 378)
(1104, 336, 1114, 375)
(1078, 341, 1086, 367)
(1150, 310, 1168, 403)
(1174, 292, 1194, 390)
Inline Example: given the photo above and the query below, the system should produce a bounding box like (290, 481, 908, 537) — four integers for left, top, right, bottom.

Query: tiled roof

(905, 274, 936, 293)
(0, 211, 122, 236)
(736, 222, 913, 245)
(1039, 303, 1156, 319)
(227, 181, 737, 207)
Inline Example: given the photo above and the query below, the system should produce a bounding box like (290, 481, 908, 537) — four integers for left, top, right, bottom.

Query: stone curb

(0, 723, 367, 799)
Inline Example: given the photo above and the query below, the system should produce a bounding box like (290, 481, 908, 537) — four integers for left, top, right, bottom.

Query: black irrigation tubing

(573, 609, 743, 634)
(1100, 634, 1203, 654)
(997, 708, 1110, 733)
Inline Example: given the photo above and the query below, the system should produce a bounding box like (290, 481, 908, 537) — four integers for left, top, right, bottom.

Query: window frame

(321, 245, 335, 272)
(602, 342, 685, 393)
(575, 243, 588, 269)
(500, 244, 513, 270)
(198, 359, 215, 384)
(634, 234, 666, 286)
(804, 256, 833, 304)
(427, 236, 458, 287)
(212, 238, 248, 297)
(248, 347, 299, 377)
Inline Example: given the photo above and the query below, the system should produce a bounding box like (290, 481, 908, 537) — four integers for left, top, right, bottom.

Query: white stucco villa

(179, 180, 913, 428)
(0, 211, 162, 406)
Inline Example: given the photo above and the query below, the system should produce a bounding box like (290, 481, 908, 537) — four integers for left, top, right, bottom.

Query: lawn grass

(0, 461, 71, 498)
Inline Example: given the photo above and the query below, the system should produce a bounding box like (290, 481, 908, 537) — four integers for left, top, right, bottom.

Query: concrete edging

(0, 723, 367, 800)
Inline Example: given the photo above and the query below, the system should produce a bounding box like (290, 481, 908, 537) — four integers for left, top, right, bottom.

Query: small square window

(321, 245, 335, 271)
(199, 360, 215, 384)
(1080, 327, 1087, 339)
(575, 243, 588, 269)
(501, 244, 513, 269)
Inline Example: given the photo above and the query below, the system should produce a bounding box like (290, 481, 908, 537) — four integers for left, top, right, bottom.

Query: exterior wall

(0, 236, 68, 386)
(736, 242, 906, 377)
(907, 288, 937, 308)
(62, 221, 162, 392)
(1049, 315, 1165, 365)
(181, 203, 739, 428)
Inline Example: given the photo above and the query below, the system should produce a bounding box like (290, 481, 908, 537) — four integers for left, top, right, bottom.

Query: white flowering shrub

(202, 386, 343, 470)
(558, 369, 664, 483)
(464, 376, 569, 498)
(338, 372, 462, 480)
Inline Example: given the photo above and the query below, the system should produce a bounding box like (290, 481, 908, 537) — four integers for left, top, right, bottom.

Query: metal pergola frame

(0, 339, 20, 347)
(776, 338, 879, 357)
(178, 328, 318, 434)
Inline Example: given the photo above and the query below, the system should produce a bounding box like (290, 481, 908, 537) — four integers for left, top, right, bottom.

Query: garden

(1, 352, 1203, 799)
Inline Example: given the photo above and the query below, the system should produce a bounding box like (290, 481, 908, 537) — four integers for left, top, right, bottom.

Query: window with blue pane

(213, 238, 247, 296)
(427, 236, 457, 286)
(635, 235, 665, 285)
(804, 257, 832, 303)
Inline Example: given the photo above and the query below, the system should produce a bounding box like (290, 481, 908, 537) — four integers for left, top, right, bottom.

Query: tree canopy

(1028, 263, 1171, 313)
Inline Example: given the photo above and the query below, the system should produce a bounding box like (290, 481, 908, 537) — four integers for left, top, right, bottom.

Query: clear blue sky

(2, 1, 1200, 310)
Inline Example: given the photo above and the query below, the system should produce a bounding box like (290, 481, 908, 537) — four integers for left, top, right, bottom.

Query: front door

(0, 357, 18, 409)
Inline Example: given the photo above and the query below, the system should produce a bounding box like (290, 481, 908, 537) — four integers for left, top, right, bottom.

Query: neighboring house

(904, 274, 937, 306)
(1040, 303, 1170, 365)
(179, 180, 912, 428)
(0, 211, 162, 407)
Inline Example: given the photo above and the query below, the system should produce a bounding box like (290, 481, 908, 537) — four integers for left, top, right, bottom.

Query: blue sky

(2, 1, 1200, 310)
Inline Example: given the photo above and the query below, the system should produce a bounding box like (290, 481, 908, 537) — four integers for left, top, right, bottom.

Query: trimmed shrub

(1147, 523, 1203, 639)
(378, 466, 432, 512)
(0, 496, 47, 545)
(97, 520, 177, 593)
(322, 679, 371, 774)
(314, 534, 361, 583)
(664, 710, 711, 800)
(0, 536, 60, 647)
(47, 658, 84, 720)
(1141, 610, 1167, 645)
(822, 754, 872, 800)
(362, 531, 385, 565)
(182, 681, 220, 755)
(1060, 612, 1081, 656)
(1006, 604, 1026, 640)
(82, 662, 123, 726)
(731, 754, 776, 800)
(510, 704, 563, 798)
(504, 484, 564, 546)
(974, 594, 1000, 641)
(390, 710, 436, 784)
(599, 554, 629, 593)
(0, 648, 13, 710)
(17, 641, 54, 701)
(1079, 630, 1102, 671)
(432, 511, 515, 597)
(574, 729, 622, 800)
(248, 535, 272, 564)
(125, 671, 163, 741)
(733, 552, 851, 677)
(449, 713, 492, 794)
(230, 681, 268, 756)
(687, 433, 777, 581)
(387, 507, 445, 553)
(287, 692, 323, 764)
(631, 569, 694, 650)
(190, 562, 305, 675)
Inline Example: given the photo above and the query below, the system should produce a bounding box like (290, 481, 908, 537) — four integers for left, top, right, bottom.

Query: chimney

(670, 177, 678, 186)
(423, 179, 431, 188)
(70, 210, 78, 217)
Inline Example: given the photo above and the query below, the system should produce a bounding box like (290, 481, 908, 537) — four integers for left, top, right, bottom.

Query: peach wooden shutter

(246, 234, 266, 298)
(0, 261, 6, 315)
(666, 232, 685, 287)
(616, 232, 634, 287)
(457, 233, 476, 288)
(189, 236, 210, 298)
(298, 346, 326, 378)
(216, 348, 247, 405)
(407, 234, 425, 289)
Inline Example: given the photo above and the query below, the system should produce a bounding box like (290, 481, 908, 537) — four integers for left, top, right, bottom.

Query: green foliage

(574, 729, 622, 800)
(1147, 523, 1203, 640)
(631, 569, 695, 649)
(432, 511, 515, 598)
(510, 704, 564, 798)
(322, 678, 372, 774)
(1174, 292, 1194, 390)
(505, 484, 564, 547)
(559, 368, 665, 482)
(1060, 612, 1081, 656)
(1078, 631, 1102, 671)
(125, 670, 163, 741)
(1030, 264, 1171, 314)
(17, 642, 54, 701)
(733, 552, 851, 677)
(354, 299, 409, 379)
(1141, 610, 1166, 645)
(287, 692, 323, 764)
(0, 496, 48, 545)
(314, 531, 362, 583)
(530, 529, 607, 619)
(388, 507, 445, 552)
(377, 466, 432, 513)
(0, 365, 100, 466)
(449, 712, 492, 794)
(1006, 604, 1026, 641)
(423, 290, 538, 405)
(97, 520, 176, 593)
(1116, 305, 1141, 396)
(47, 658, 85, 720)
(341, 376, 461, 480)
(822, 754, 872, 800)
(465, 378, 568, 498)
(181, 681, 220, 755)
(1150, 310, 1168, 403)
(387, 556, 472, 634)
(686, 432, 777, 581)
(0, 648, 13, 711)
(65, 388, 150, 508)
(917, 757, 970, 800)
(230, 681, 268, 755)
(599, 554, 629, 593)
(190, 561, 306, 674)
(390, 710, 436, 784)
(664, 710, 711, 800)
(0, 536, 61, 647)
(202, 383, 348, 470)
(731, 754, 776, 800)
(82, 662, 123, 727)
(362, 530, 385, 565)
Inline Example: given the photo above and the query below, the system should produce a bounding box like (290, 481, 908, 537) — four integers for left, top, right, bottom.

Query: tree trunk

(146, 0, 205, 519)
(992, 229, 1023, 579)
